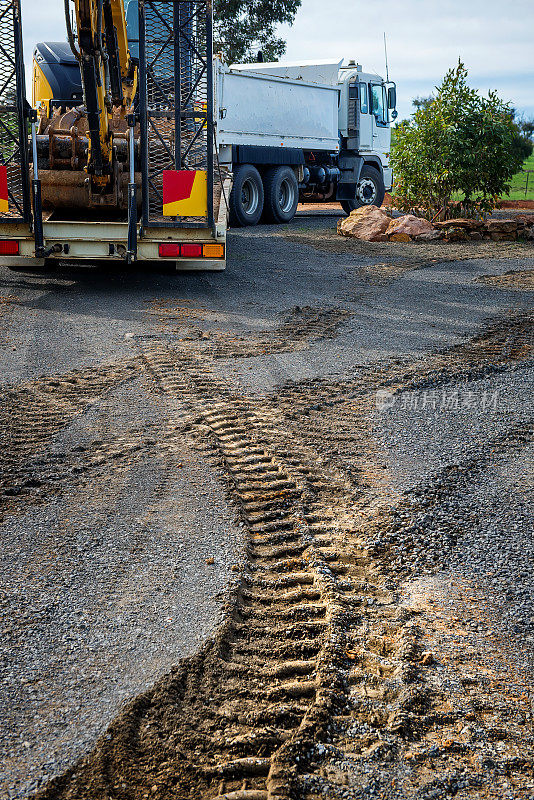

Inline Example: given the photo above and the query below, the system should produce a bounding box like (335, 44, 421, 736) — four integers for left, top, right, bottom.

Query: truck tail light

(180, 243, 202, 258)
(159, 243, 181, 258)
(158, 242, 218, 259)
(203, 244, 224, 258)
(0, 240, 19, 255)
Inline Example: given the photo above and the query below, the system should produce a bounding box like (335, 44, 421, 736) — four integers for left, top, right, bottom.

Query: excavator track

(36, 339, 416, 800)
(136, 342, 369, 799)
(36, 309, 534, 800)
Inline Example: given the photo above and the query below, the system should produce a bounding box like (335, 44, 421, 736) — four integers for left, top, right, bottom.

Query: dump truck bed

(216, 61, 340, 153)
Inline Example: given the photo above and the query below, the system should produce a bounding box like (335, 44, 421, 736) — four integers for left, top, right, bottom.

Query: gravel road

(0, 214, 532, 799)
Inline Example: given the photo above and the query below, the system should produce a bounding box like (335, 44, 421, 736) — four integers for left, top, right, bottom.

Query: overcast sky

(21, 0, 533, 122)
(280, 0, 534, 121)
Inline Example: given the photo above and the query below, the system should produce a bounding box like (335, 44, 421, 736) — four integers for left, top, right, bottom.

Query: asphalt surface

(0, 214, 532, 798)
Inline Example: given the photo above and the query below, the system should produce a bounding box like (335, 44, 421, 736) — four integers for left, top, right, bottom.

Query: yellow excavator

(0, 0, 225, 269)
(32, 0, 138, 209)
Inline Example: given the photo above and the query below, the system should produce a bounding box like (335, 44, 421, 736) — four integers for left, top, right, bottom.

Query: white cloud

(280, 0, 534, 118)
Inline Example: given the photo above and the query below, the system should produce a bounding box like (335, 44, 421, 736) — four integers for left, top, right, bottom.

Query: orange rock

(338, 204, 391, 242)
(387, 213, 436, 240)
(389, 232, 412, 242)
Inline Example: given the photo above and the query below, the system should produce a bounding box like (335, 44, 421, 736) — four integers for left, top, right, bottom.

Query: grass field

(500, 153, 534, 201)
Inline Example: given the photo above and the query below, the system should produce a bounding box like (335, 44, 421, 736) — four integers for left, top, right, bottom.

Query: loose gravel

(374, 365, 533, 645)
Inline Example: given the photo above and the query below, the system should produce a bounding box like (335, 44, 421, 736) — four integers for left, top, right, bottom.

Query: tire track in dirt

(0, 359, 141, 521)
(35, 310, 533, 800)
(36, 340, 420, 800)
(146, 302, 350, 360)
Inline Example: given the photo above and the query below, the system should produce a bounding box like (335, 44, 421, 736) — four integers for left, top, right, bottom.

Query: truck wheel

(229, 164, 264, 227)
(262, 166, 299, 224)
(341, 165, 386, 215)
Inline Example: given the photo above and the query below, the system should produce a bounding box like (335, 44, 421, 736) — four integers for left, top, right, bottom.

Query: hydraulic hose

(64, 0, 80, 60)
(96, 0, 103, 53)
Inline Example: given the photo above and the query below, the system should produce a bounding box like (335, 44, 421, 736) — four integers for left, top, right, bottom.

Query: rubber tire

(229, 164, 264, 227)
(262, 166, 299, 224)
(341, 165, 386, 215)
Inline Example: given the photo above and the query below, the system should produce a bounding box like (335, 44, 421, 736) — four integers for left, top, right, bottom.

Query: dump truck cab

(337, 66, 396, 205)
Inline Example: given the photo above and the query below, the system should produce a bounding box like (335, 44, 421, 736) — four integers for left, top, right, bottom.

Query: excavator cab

(32, 42, 83, 115)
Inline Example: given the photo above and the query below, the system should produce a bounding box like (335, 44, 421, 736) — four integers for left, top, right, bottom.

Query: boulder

(445, 227, 470, 242)
(483, 219, 518, 234)
(434, 218, 485, 232)
(338, 205, 390, 242)
(489, 231, 516, 241)
(514, 214, 534, 227)
(514, 215, 534, 237)
(416, 229, 442, 241)
(386, 214, 436, 240)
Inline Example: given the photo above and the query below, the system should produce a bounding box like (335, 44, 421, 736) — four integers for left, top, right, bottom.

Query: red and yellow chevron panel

(163, 170, 207, 217)
(0, 166, 8, 214)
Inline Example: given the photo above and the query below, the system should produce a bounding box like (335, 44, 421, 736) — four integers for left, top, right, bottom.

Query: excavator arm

(70, 0, 136, 185)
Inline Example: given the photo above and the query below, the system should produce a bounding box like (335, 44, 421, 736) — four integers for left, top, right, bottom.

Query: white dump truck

(216, 58, 397, 226)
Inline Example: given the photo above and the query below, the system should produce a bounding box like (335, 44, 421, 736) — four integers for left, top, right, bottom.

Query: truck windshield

(370, 84, 386, 124)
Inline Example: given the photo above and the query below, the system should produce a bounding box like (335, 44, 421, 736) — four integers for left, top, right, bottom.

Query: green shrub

(391, 61, 525, 219)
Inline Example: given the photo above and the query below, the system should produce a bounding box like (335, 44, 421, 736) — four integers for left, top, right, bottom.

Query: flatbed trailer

(1, 195, 229, 270)
(0, 0, 228, 272)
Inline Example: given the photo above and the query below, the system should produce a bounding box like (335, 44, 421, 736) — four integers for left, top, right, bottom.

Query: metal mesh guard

(142, 0, 214, 226)
(0, 0, 28, 220)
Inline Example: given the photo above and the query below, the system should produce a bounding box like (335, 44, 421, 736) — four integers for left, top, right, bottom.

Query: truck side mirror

(387, 86, 396, 109)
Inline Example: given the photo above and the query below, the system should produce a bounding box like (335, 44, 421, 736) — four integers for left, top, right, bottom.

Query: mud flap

(336, 152, 364, 201)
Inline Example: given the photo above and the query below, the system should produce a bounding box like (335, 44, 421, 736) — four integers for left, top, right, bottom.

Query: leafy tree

(395, 96, 434, 127)
(412, 95, 434, 111)
(214, 0, 301, 65)
(390, 61, 526, 219)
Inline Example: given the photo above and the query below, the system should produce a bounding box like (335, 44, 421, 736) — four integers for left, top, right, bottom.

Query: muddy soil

(478, 269, 534, 291)
(34, 309, 534, 800)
